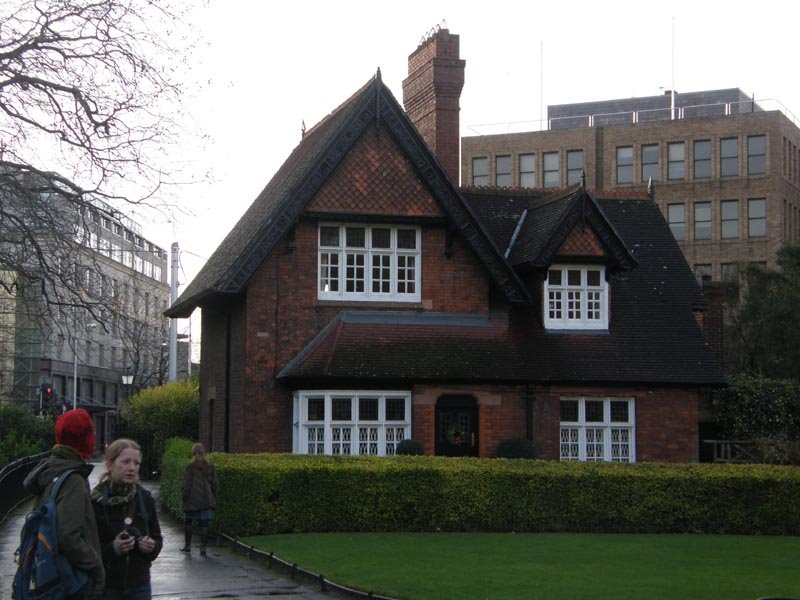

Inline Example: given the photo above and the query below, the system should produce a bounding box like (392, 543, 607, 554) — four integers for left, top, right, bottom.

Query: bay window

(293, 391, 412, 456)
(560, 397, 635, 462)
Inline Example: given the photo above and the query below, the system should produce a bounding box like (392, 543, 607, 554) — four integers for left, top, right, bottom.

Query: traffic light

(41, 383, 54, 403)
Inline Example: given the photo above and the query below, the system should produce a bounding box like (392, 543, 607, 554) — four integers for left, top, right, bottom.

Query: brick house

(166, 30, 725, 462)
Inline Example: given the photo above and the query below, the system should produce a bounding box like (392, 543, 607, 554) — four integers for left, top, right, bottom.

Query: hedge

(160, 439, 800, 537)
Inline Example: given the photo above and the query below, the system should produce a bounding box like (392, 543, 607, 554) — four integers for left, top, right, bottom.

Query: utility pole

(168, 242, 179, 381)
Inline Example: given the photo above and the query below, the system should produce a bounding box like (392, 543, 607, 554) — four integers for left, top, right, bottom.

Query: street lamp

(121, 368, 133, 406)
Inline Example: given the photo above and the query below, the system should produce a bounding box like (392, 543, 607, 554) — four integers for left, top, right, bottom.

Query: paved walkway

(0, 463, 332, 600)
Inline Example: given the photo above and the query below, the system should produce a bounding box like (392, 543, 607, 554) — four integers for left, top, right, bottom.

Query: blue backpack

(12, 468, 89, 600)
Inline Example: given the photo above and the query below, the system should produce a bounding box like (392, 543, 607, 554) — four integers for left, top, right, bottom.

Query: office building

(462, 89, 800, 283)
(0, 176, 169, 439)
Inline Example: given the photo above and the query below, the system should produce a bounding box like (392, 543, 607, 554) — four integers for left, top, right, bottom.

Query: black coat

(181, 460, 218, 513)
(92, 483, 162, 591)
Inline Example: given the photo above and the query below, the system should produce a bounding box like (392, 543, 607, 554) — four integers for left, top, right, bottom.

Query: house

(166, 29, 725, 462)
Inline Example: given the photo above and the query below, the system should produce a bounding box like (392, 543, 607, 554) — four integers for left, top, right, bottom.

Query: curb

(215, 533, 399, 600)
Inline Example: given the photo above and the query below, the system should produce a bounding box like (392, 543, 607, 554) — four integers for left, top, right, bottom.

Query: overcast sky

(154, 0, 799, 343)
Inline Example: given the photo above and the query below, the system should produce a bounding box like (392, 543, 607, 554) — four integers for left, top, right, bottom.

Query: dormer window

(318, 224, 421, 302)
(544, 265, 608, 330)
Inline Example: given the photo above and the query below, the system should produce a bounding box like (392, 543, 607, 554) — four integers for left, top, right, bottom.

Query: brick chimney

(402, 29, 465, 183)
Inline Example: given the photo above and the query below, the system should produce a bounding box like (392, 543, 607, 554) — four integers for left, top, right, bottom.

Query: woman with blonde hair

(91, 439, 162, 600)
(180, 442, 218, 556)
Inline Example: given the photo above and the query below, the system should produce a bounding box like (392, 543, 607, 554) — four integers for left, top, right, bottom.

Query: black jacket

(92, 482, 162, 591)
(181, 460, 218, 513)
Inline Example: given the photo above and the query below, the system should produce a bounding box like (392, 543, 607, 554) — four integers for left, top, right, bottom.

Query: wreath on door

(446, 425, 464, 446)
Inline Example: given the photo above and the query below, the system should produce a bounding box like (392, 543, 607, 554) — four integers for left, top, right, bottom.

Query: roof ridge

(303, 76, 376, 140)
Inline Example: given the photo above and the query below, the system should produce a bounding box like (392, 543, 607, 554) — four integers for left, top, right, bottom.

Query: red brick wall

(199, 301, 245, 454)
(533, 384, 699, 463)
(402, 29, 465, 184)
(222, 130, 493, 453)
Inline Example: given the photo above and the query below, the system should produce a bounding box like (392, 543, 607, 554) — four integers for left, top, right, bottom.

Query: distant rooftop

(465, 88, 798, 136)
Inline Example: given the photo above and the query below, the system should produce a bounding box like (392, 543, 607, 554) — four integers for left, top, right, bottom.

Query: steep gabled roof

(166, 74, 529, 318)
(278, 193, 724, 386)
(508, 185, 637, 272)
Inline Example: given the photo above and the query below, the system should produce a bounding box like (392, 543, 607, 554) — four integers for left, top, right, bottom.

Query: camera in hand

(120, 526, 142, 541)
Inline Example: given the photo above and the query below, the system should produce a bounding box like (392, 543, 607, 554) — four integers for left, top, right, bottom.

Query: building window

(495, 155, 512, 186)
(667, 204, 685, 241)
(721, 263, 739, 285)
(748, 135, 766, 175)
(721, 137, 738, 177)
(472, 157, 488, 186)
(616, 146, 633, 184)
(543, 152, 560, 188)
(641, 144, 659, 182)
(720, 200, 739, 239)
(694, 264, 712, 285)
(293, 391, 411, 456)
(560, 398, 635, 462)
(319, 224, 420, 302)
(567, 150, 584, 185)
(668, 142, 685, 180)
(544, 265, 608, 330)
(519, 154, 536, 188)
(694, 140, 711, 179)
(748, 199, 766, 238)
(694, 202, 711, 240)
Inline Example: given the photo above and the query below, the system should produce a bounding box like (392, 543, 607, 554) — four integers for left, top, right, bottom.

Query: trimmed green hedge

(160, 439, 800, 536)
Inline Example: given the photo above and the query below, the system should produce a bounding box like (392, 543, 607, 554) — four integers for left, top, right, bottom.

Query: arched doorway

(435, 395, 478, 457)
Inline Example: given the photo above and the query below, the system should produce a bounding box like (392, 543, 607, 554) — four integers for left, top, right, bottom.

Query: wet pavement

(0, 463, 333, 600)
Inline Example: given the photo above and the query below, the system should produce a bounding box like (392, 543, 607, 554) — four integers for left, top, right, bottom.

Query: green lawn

(242, 532, 800, 600)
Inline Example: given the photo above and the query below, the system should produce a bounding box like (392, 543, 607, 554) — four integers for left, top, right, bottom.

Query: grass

(242, 532, 800, 600)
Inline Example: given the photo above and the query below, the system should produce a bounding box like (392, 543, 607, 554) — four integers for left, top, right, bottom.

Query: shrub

(395, 439, 424, 455)
(157, 453, 800, 537)
(712, 375, 800, 441)
(0, 403, 53, 468)
(120, 380, 198, 472)
(496, 438, 536, 459)
(159, 437, 195, 516)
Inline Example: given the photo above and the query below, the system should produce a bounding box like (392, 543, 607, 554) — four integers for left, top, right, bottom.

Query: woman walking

(180, 443, 218, 556)
(91, 439, 162, 600)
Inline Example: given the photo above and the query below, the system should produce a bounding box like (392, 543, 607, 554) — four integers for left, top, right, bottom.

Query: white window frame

(318, 224, 421, 302)
(544, 265, 609, 330)
(559, 397, 636, 462)
(292, 391, 412, 456)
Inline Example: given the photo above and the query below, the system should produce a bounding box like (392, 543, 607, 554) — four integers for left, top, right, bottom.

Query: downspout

(224, 314, 231, 453)
(524, 384, 535, 442)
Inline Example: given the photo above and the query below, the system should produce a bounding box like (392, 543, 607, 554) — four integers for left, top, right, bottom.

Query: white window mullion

(295, 391, 411, 456)
(319, 224, 420, 302)
(559, 397, 635, 463)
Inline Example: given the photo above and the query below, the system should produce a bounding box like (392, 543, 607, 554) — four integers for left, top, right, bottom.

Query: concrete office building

(461, 89, 800, 283)
(0, 181, 169, 441)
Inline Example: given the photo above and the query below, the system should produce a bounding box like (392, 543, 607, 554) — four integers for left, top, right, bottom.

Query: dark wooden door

(435, 396, 478, 457)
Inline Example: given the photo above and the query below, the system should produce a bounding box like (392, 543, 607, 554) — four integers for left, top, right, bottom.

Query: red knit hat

(55, 409, 96, 459)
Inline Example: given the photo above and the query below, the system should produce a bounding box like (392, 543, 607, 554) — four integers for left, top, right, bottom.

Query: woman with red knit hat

(23, 408, 105, 599)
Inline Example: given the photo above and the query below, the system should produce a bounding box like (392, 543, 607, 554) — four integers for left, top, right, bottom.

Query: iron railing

(0, 451, 48, 524)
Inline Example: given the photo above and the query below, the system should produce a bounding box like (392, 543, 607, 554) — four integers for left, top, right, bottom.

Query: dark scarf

(90, 479, 136, 506)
